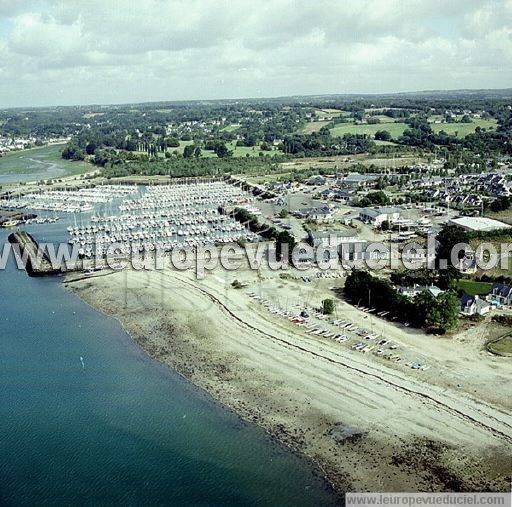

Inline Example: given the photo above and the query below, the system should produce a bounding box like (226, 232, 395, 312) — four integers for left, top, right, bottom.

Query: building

(306, 175, 327, 186)
(488, 283, 512, 306)
(294, 206, 333, 223)
(337, 173, 380, 189)
(460, 295, 491, 316)
(397, 284, 444, 299)
(319, 188, 356, 204)
(306, 230, 367, 260)
(448, 216, 512, 233)
(359, 207, 401, 227)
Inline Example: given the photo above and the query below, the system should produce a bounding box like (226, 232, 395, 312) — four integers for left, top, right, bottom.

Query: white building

(359, 207, 400, 227)
(448, 216, 512, 233)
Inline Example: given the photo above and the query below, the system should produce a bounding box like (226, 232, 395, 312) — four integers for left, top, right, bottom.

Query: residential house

(294, 206, 333, 223)
(306, 175, 327, 186)
(397, 284, 444, 299)
(460, 294, 491, 316)
(488, 283, 512, 306)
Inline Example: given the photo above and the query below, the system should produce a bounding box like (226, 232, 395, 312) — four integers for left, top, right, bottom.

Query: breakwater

(8, 231, 61, 276)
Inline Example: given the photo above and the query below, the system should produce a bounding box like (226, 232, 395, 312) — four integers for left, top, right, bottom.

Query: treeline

(98, 154, 285, 179)
(282, 130, 374, 156)
(344, 270, 459, 333)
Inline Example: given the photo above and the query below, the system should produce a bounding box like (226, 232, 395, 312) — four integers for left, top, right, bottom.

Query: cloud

(0, 0, 511, 107)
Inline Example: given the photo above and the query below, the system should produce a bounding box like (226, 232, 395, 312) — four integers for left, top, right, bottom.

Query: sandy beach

(65, 264, 512, 493)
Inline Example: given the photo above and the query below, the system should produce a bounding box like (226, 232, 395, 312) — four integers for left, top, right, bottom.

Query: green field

(456, 279, 493, 296)
(329, 117, 498, 140)
(330, 122, 408, 139)
(220, 124, 240, 132)
(0, 144, 90, 177)
(165, 140, 281, 158)
(430, 119, 498, 137)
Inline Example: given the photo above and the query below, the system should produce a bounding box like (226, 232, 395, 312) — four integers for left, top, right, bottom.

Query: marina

(65, 181, 259, 258)
(4, 184, 138, 213)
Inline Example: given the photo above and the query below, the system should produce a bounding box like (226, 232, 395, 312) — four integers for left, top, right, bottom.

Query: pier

(8, 231, 61, 277)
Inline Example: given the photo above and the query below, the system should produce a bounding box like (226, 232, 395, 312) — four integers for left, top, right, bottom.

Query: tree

(85, 142, 97, 155)
(167, 137, 180, 148)
(125, 139, 137, 151)
(436, 292, 459, 332)
(278, 208, 289, 219)
(436, 225, 469, 271)
(244, 133, 258, 147)
(214, 143, 232, 158)
(416, 291, 459, 332)
(490, 196, 510, 213)
(375, 130, 391, 141)
(380, 220, 390, 231)
(359, 190, 390, 207)
(322, 298, 335, 315)
(183, 144, 195, 158)
(194, 146, 202, 158)
(275, 230, 296, 261)
(61, 144, 84, 161)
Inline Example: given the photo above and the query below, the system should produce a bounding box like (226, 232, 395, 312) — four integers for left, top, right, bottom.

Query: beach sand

(65, 265, 512, 493)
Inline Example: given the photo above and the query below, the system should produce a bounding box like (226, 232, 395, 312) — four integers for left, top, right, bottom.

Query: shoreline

(64, 266, 512, 494)
(63, 274, 341, 500)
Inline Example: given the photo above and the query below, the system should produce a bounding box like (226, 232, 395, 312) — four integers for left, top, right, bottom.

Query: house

(337, 173, 380, 189)
(488, 283, 512, 306)
(458, 248, 477, 274)
(319, 188, 356, 204)
(294, 206, 333, 223)
(426, 286, 444, 298)
(397, 284, 444, 299)
(306, 175, 327, 186)
(359, 207, 400, 227)
(460, 294, 491, 316)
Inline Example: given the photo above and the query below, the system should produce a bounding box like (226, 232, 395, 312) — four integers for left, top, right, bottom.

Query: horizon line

(2, 87, 512, 112)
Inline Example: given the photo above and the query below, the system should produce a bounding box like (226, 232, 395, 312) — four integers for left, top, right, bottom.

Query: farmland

(430, 118, 498, 136)
(330, 121, 409, 139)
(329, 117, 499, 140)
(168, 140, 281, 158)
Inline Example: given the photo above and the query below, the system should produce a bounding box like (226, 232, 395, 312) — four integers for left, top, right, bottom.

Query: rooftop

(449, 216, 512, 232)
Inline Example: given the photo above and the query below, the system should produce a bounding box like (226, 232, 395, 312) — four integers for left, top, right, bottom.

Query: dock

(8, 231, 61, 277)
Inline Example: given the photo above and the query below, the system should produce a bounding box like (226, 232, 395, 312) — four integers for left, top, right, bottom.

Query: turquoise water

(0, 222, 337, 506)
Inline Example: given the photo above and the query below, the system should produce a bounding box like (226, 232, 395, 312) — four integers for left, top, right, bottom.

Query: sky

(0, 0, 511, 108)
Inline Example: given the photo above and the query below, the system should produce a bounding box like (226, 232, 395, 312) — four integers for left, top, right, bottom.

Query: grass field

(220, 124, 240, 132)
(456, 280, 493, 296)
(164, 140, 281, 158)
(330, 122, 408, 139)
(302, 120, 331, 134)
(329, 117, 498, 140)
(0, 144, 90, 177)
(430, 119, 497, 137)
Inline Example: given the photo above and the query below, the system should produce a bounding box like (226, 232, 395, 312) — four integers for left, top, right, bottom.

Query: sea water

(0, 220, 337, 506)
